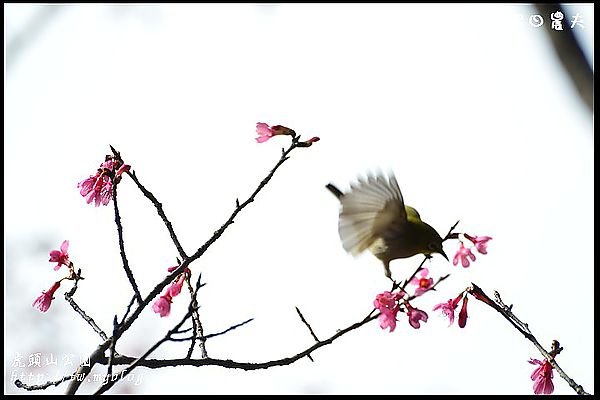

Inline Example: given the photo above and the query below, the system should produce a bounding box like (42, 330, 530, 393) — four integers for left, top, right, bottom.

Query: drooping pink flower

(433, 293, 463, 326)
(255, 122, 295, 143)
(409, 268, 434, 297)
(458, 296, 468, 328)
(255, 122, 274, 143)
(168, 273, 186, 298)
(406, 303, 428, 329)
(98, 176, 113, 206)
(378, 308, 399, 332)
(373, 291, 404, 332)
(152, 293, 172, 317)
(465, 234, 492, 255)
(528, 358, 554, 395)
(78, 175, 97, 198)
(453, 242, 476, 268)
(78, 171, 113, 207)
(49, 240, 70, 271)
(32, 281, 61, 312)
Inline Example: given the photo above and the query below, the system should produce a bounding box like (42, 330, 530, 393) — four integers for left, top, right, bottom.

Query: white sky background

(4, 3, 594, 395)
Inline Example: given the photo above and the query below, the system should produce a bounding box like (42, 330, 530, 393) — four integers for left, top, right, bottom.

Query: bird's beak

(439, 249, 449, 262)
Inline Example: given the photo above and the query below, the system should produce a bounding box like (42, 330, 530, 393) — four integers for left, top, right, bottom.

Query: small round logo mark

(528, 14, 544, 27)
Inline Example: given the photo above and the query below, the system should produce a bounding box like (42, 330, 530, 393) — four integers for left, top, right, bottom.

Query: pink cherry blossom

(528, 358, 554, 395)
(453, 242, 476, 268)
(406, 304, 428, 329)
(458, 296, 468, 328)
(409, 268, 434, 297)
(433, 294, 463, 326)
(78, 175, 97, 198)
(465, 234, 492, 255)
(255, 122, 296, 143)
(32, 281, 61, 312)
(49, 240, 70, 271)
(378, 308, 399, 332)
(78, 156, 130, 207)
(373, 291, 404, 332)
(152, 294, 172, 317)
(168, 273, 186, 298)
(256, 122, 275, 143)
(78, 172, 113, 207)
(374, 291, 404, 310)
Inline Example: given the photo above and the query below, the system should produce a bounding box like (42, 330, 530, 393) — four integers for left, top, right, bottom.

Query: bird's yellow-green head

(413, 220, 448, 261)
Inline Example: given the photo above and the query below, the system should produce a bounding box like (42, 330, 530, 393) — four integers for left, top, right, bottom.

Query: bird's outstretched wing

(338, 172, 407, 256)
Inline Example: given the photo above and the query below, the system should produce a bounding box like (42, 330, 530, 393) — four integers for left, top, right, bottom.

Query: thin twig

(443, 220, 460, 241)
(64, 293, 108, 341)
(295, 307, 318, 362)
(169, 318, 255, 342)
(111, 180, 143, 304)
(202, 318, 254, 340)
(14, 375, 72, 391)
(295, 307, 320, 342)
(119, 295, 137, 326)
(107, 316, 119, 376)
(185, 272, 206, 359)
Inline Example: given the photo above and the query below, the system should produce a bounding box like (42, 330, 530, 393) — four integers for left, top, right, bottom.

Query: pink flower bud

(458, 296, 468, 328)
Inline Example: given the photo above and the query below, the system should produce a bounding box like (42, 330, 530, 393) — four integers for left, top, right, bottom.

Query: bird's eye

(428, 242, 438, 252)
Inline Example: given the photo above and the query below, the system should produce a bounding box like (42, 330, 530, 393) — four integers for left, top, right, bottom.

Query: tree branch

(467, 283, 590, 395)
(111, 180, 143, 304)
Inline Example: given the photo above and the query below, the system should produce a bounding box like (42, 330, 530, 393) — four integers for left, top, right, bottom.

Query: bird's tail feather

(325, 183, 344, 199)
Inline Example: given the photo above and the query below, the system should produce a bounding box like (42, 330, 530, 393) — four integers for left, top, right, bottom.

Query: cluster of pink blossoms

(432, 292, 469, 328)
(77, 156, 130, 207)
(152, 266, 191, 317)
(33, 240, 73, 313)
(373, 291, 428, 332)
(453, 234, 492, 268)
(255, 122, 320, 147)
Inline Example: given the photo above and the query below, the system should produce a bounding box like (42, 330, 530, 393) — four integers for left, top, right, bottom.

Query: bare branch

(64, 292, 108, 341)
(295, 307, 320, 342)
(124, 169, 188, 260)
(15, 375, 72, 391)
(111, 179, 143, 304)
(467, 283, 590, 395)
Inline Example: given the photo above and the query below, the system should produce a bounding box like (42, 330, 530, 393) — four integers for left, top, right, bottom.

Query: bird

(326, 171, 448, 280)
